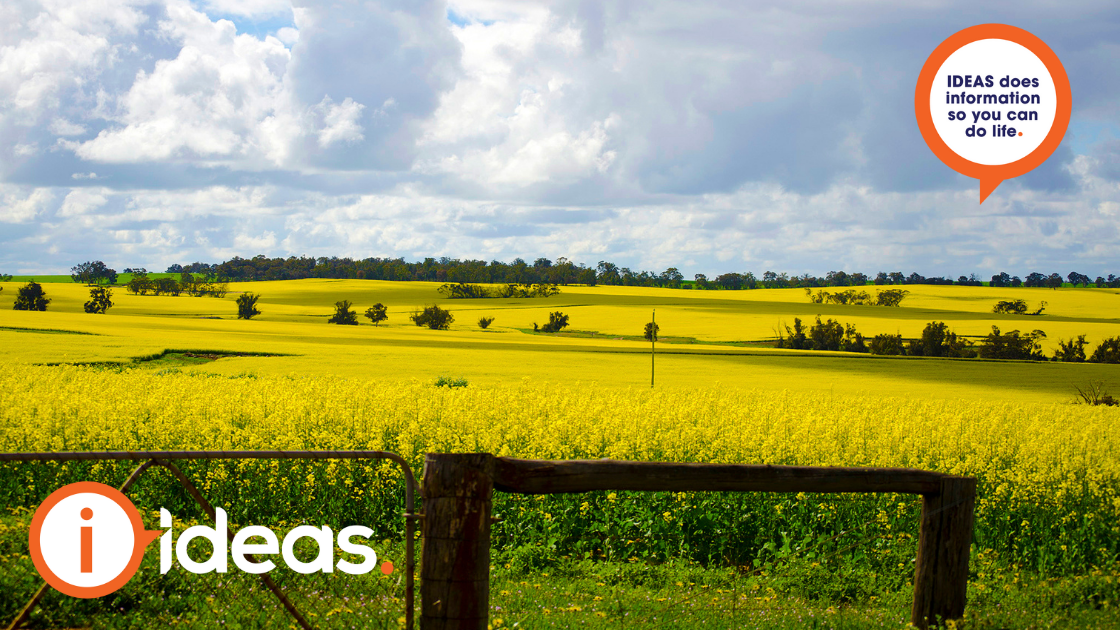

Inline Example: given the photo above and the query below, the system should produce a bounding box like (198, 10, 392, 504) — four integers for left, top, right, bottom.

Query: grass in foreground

(488, 556, 1120, 629)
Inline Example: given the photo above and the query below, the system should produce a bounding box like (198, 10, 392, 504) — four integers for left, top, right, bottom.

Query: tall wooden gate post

(912, 476, 977, 629)
(420, 453, 495, 630)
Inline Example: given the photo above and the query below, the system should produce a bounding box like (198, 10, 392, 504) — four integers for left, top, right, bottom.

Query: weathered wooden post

(420, 453, 495, 630)
(911, 476, 977, 629)
(416, 454, 974, 629)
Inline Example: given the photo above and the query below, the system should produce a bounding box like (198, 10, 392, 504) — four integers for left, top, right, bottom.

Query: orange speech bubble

(915, 24, 1071, 203)
(29, 481, 162, 598)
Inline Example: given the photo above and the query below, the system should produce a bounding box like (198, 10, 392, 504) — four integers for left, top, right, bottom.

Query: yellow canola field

(1, 364, 1116, 515)
(0, 279, 1118, 402)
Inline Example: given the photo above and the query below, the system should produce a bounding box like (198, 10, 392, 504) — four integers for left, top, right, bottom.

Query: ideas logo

(29, 482, 161, 598)
(30, 482, 390, 599)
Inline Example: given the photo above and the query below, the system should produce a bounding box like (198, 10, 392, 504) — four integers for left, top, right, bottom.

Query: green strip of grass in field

(0, 326, 98, 335)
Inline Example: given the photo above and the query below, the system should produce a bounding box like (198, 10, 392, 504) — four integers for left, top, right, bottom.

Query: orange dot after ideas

(915, 24, 1071, 203)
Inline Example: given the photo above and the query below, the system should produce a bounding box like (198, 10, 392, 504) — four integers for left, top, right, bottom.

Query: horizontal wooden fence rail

(420, 453, 976, 630)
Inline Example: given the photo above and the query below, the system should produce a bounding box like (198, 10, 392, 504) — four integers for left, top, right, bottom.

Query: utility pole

(651, 309, 655, 388)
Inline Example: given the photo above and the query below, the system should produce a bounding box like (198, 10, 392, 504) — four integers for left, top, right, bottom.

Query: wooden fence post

(911, 476, 976, 629)
(420, 453, 495, 630)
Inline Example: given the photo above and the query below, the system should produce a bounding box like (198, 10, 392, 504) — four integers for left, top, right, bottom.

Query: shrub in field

(439, 282, 490, 299)
(70, 260, 118, 286)
(644, 321, 659, 341)
(1074, 381, 1118, 406)
(535, 311, 569, 333)
(806, 288, 908, 307)
(869, 333, 904, 355)
(777, 317, 809, 349)
(153, 277, 181, 296)
(993, 299, 1046, 315)
(839, 323, 867, 353)
(365, 303, 388, 326)
(328, 300, 359, 325)
(498, 283, 560, 298)
(1053, 335, 1087, 362)
(126, 272, 154, 295)
(478, 316, 494, 329)
(83, 287, 114, 314)
(908, 321, 975, 358)
(807, 289, 870, 305)
(236, 293, 261, 320)
(808, 316, 843, 351)
(875, 288, 909, 307)
(993, 299, 1028, 314)
(12, 281, 50, 311)
(438, 282, 561, 299)
(434, 376, 469, 388)
(411, 304, 453, 329)
(978, 326, 1047, 360)
(1089, 336, 1120, 363)
(180, 274, 229, 298)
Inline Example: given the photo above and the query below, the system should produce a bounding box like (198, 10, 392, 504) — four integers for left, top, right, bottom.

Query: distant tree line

(161, 255, 1120, 291)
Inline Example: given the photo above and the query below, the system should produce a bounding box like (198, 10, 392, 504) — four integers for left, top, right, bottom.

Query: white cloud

(419, 9, 617, 186)
(315, 96, 365, 148)
(58, 187, 109, 216)
(0, 0, 146, 123)
(233, 230, 278, 251)
(71, 2, 295, 166)
(0, 186, 54, 222)
(50, 118, 88, 136)
(276, 26, 299, 45)
(2, 0, 1120, 278)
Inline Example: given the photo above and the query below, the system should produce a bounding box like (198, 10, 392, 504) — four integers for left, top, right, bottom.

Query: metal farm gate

(0, 450, 418, 630)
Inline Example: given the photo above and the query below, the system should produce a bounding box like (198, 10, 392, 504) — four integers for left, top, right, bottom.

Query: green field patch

(133, 349, 292, 367)
(4, 273, 181, 284)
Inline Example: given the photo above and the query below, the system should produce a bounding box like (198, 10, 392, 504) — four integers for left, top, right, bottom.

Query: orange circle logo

(915, 24, 1071, 203)
(29, 482, 162, 598)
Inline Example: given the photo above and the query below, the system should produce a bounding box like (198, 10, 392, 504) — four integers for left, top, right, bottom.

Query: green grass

(3, 502, 1114, 629)
(487, 556, 1120, 629)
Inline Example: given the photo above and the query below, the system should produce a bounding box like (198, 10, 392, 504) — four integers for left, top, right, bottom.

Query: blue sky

(1, 0, 1119, 278)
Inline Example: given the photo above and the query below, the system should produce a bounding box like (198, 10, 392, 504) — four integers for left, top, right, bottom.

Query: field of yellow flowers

(1, 364, 1116, 578)
(1, 275, 1119, 626)
(2, 278, 1119, 401)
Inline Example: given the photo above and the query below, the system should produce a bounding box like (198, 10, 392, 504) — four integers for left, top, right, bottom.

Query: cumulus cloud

(70, 2, 295, 165)
(0, 186, 54, 223)
(58, 187, 110, 216)
(315, 96, 365, 148)
(1, 0, 1120, 277)
(50, 118, 88, 136)
(0, 0, 147, 122)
